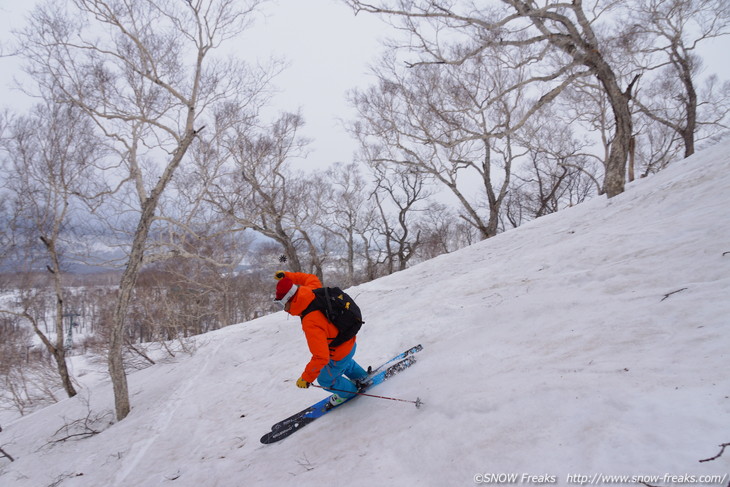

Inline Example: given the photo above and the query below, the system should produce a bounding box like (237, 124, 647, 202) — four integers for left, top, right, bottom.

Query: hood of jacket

(287, 286, 315, 317)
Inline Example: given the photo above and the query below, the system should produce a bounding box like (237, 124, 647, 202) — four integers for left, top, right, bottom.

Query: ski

(367, 343, 423, 377)
(260, 347, 421, 445)
(263, 343, 423, 437)
(260, 356, 417, 444)
(366, 355, 417, 388)
(266, 344, 422, 433)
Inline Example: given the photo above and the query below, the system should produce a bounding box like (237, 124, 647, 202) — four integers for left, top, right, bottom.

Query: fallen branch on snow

(699, 442, 730, 463)
(44, 395, 113, 448)
(660, 287, 688, 301)
(0, 426, 14, 462)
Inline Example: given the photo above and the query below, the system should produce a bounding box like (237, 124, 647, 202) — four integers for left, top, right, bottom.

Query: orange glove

(296, 377, 310, 389)
(274, 271, 286, 280)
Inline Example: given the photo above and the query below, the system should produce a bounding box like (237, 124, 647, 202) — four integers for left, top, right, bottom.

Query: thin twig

(699, 442, 730, 463)
(661, 287, 688, 301)
(0, 426, 14, 462)
(44, 396, 113, 447)
(0, 445, 14, 463)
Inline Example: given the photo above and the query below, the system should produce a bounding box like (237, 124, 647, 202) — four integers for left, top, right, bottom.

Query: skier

(274, 271, 369, 407)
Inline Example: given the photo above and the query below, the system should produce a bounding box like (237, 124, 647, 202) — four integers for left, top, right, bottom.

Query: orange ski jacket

(283, 272, 357, 383)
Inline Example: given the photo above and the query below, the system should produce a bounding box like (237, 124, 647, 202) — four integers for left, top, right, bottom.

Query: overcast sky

(0, 0, 387, 171)
(1, 0, 728, 174)
(240, 0, 389, 170)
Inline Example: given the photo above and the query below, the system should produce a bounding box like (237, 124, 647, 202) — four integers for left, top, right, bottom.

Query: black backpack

(300, 287, 364, 348)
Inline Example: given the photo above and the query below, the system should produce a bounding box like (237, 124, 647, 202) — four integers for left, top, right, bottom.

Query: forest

(0, 0, 728, 422)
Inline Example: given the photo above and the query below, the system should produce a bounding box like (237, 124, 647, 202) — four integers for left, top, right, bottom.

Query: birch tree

(0, 100, 103, 399)
(207, 111, 328, 277)
(321, 163, 375, 286)
(511, 103, 600, 219)
(350, 51, 531, 239)
(344, 0, 642, 197)
(628, 0, 730, 158)
(16, 0, 270, 421)
(369, 161, 432, 273)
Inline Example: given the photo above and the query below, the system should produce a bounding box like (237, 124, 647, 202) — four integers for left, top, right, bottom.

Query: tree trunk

(513, 0, 633, 197)
(53, 348, 77, 398)
(346, 230, 355, 286)
(41, 234, 77, 398)
(602, 85, 632, 198)
(679, 59, 697, 158)
(109, 129, 197, 421)
(108, 200, 153, 420)
(628, 136, 636, 183)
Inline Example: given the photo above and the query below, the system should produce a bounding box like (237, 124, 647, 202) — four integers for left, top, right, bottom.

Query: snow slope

(1, 138, 729, 486)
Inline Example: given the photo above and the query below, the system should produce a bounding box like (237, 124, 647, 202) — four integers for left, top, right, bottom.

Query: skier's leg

(343, 358, 368, 382)
(316, 344, 360, 399)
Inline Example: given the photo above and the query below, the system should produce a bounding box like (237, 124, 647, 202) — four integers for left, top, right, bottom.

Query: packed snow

(1, 138, 729, 486)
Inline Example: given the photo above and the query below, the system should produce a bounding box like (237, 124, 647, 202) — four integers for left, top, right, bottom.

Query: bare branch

(661, 287, 688, 301)
(0, 425, 14, 463)
(699, 442, 730, 463)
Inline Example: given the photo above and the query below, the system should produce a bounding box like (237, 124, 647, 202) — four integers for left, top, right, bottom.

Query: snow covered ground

(1, 137, 729, 486)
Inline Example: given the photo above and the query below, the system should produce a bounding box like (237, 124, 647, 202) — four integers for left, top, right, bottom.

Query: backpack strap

(299, 288, 341, 349)
(322, 287, 333, 318)
(300, 288, 326, 320)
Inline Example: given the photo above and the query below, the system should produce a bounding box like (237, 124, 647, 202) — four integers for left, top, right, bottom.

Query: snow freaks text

(473, 473, 729, 485)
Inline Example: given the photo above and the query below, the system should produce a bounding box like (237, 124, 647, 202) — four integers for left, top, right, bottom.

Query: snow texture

(1, 138, 729, 486)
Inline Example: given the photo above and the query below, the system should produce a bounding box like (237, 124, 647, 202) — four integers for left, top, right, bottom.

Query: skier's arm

(300, 313, 330, 383)
(283, 272, 322, 290)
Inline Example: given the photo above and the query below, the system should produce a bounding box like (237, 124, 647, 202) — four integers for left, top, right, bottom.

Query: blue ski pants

(316, 343, 368, 399)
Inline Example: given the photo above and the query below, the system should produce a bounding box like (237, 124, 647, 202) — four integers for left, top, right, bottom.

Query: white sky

(1, 0, 729, 173)
(0, 0, 388, 170)
(239, 0, 389, 169)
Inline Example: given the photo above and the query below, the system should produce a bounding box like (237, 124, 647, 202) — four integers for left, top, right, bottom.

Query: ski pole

(310, 384, 423, 408)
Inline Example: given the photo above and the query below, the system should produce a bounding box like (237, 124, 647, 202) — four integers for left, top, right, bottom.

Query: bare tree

(413, 202, 477, 261)
(350, 51, 529, 239)
(628, 0, 730, 158)
(320, 163, 376, 286)
(510, 104, 600, 221)
(128, 224, 254, 344)
(0, 100, 105, 399)
(369, 161, 432, 273)
(208, 111, 328, 276)
(16, 0, 270, 421)
(354, 214, 390, 282)
(344, 0, 643, 197)
(631, 112, 684, 176)
(0, 316, 65, 416)
(295, 175, 334, 280)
